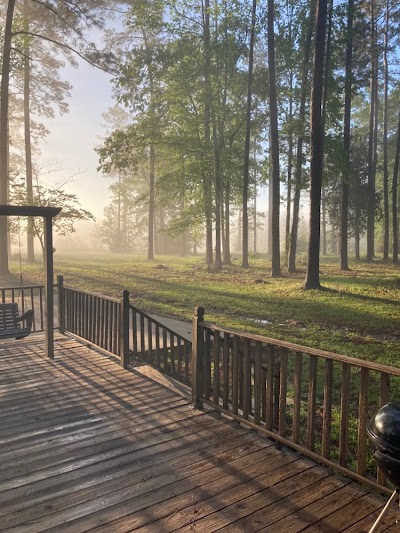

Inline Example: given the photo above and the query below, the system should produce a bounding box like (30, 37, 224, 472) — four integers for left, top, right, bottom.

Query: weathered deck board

(0, 334, 397, 532)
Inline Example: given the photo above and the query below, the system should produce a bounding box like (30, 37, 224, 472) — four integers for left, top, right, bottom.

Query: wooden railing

(127, 298, 192, 386)
(0, 285, 45, 332)
(191, 307, 400, 494)
(58, 279, 191, 386)
(59, 279, 121, 356)
(55, 282, 400, 492)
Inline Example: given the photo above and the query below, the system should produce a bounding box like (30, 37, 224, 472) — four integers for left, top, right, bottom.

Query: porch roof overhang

(0, 205, 61, 218)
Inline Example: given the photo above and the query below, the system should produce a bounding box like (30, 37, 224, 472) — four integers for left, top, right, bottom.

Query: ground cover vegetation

(17, 253, 400, 366)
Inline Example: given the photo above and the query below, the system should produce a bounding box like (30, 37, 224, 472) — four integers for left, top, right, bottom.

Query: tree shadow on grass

(318, 285, 400, 307)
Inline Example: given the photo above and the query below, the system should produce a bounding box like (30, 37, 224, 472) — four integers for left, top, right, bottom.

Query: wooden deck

(0, 335, 398, 532)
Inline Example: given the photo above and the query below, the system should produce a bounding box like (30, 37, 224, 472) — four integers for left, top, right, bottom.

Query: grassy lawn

(13, 252, 400, 366)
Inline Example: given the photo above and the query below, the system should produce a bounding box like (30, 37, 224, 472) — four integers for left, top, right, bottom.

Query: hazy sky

(40, 58, 114, 220)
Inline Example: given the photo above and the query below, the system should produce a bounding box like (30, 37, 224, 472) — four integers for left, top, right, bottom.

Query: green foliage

(9, 176, 94, 254)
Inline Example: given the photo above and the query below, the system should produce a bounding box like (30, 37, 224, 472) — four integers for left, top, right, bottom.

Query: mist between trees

(1, 0, 399, 289)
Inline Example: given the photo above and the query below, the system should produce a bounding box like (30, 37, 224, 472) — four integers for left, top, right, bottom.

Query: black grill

(367, 401, 400, 487)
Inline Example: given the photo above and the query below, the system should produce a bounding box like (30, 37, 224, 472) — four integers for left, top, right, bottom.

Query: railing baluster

(357, 367, 369, 476)
(292, 351, 303, 444)
(155, 324, 160, 366)
(213, 333, 220, 406)
(39, 287, 44, 331)
(254, 341, 262, 425)
(140, 315, 145, 358)
(163, 328, 168, 371)
(170, 332, 176, 376)
(243, 338, 251, 420)
(100, 296, 104, 345)
(104, 301, 109, 351)
(30, 288, 35, 331)
(185, 340, 190, 384)
(204, 330, 211, 398)
(147, 318, 153, 363)
(222, 333, 230, 409)
(232, 335, 239, 415)
(177, 337, 182, 378)
(95, 296, 101, 346)
(279, 348, 288, 438)
(132, 311, 138, 355)
(340, 362, 351, 466)
(378, 372, 390, 484)
(113, 302, 122, 355)
(322, 359, 333, 458)
(265, 344, 274, 431)
(307, 354, 318, 451)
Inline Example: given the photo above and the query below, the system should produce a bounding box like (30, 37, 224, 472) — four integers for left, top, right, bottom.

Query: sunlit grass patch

(13, 252, 400, 365)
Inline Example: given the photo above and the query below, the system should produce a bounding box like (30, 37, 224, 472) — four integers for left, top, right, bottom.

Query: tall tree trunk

(355, 226, 360, 260)
(321, 0, 333, 132)
(142, 28, 156, 261)
(267, 171, 272, 258)
(242, 0, 257, 269)
(23, 11, 35, 264)
(367, 0, 376, 262)
(117, 176, 122, 252)
(340, 0, 353, 271)
(288, 0, 316, 273)
(304, 0, 328, 290)
(286, 71, 293, 261)
(213, 123, 222, 270)
(203, 0, 213, 269)
(382, 0, 390, 260)
(0, 0, 16, 276)
(322, 188, 327, 255)
(320, 0, 333, 260)
(392, 110, 400, 264)
(267, 0, 281, 277)
(237, 208, 242, 253)
(253, 171, 257, 254)
(148, 144, 155, 260)
(224, 183, 231, 264)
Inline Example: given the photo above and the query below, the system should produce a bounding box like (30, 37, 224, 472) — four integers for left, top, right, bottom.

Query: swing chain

(17, 216, 24, 306)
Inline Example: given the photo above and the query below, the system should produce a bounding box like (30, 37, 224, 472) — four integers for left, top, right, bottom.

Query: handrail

(192, 307, 400, 495)
(62, 285, 120, 304)
(203, 321, 400, 376)
(0, 284, 44, 291)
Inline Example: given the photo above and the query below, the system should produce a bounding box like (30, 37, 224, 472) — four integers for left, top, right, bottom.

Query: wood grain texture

(0, 333, 396, 532)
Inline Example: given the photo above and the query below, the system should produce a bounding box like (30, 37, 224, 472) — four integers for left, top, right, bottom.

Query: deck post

(192, 306, 205, 409)
(120, 290, 130, 369)
(57, 275, 65, 334)
(44, 215, 54, 359)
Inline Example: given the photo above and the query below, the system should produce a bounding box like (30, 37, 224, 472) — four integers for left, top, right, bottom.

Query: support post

(44, 215, 54, 359)
(120, 290, 130, 369)
(192, 306, 205, 409)
(57, 275, 65, 334)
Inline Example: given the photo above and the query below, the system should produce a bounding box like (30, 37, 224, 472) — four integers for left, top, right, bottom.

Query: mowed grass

(14, 252, 400, 366)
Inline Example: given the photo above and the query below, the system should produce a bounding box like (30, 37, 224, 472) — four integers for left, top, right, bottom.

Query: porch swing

(0, 205, 61, 358)
(0, 216, 34, 340)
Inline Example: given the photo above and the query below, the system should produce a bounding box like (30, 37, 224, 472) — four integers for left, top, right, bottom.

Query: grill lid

(367, 401, 400, 457)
